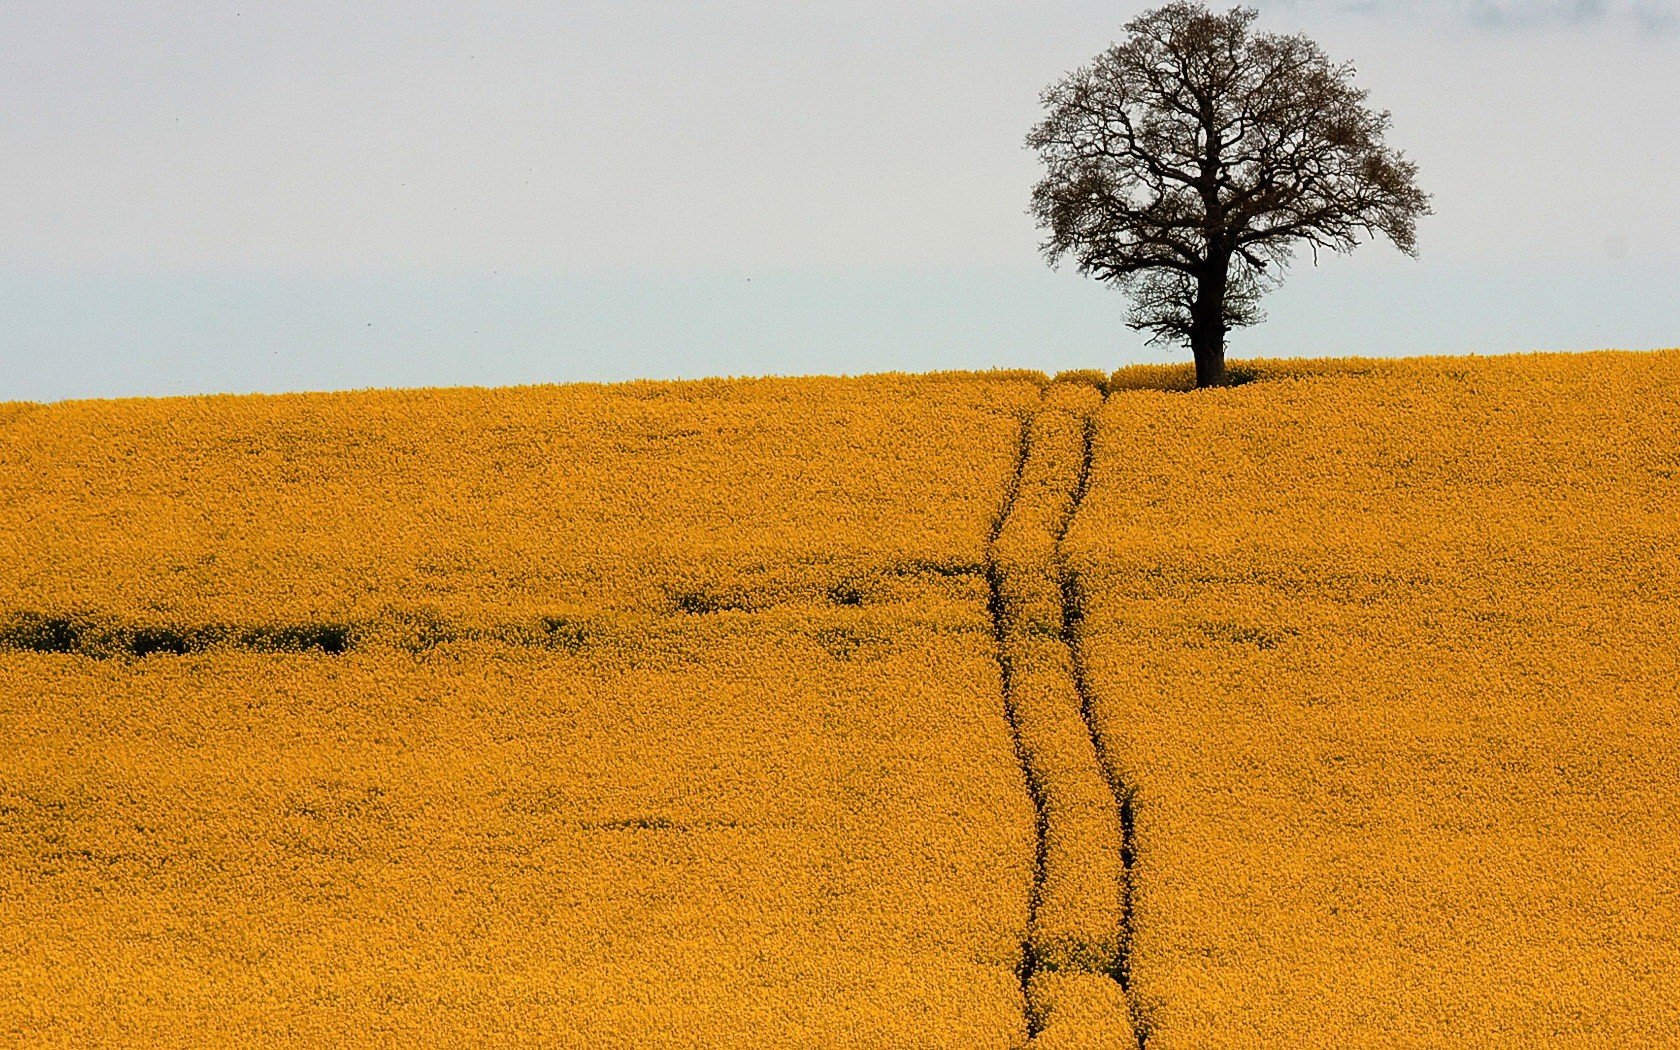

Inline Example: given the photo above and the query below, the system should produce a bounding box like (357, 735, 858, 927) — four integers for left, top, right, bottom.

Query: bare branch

(1026, 2, 1430, 385)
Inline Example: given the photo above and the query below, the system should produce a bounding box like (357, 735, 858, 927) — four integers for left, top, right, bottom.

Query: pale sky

(3, 1, 1677, 400)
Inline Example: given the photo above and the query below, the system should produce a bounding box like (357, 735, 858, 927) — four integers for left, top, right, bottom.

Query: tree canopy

(1028, 2, 1430, 386)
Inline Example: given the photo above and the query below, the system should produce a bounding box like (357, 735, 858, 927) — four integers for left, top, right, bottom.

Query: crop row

(0, 563, 991, 664)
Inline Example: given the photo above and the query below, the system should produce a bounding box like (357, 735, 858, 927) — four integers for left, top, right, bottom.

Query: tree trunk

(1190, 326, 1225, 388)
(1189, 259, 1228, 388)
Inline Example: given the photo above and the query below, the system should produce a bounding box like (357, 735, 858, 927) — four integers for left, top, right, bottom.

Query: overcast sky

(3, 1, 1677, 400)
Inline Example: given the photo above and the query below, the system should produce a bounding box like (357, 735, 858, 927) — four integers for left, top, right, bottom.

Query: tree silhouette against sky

(1029, 2, 1431, 387)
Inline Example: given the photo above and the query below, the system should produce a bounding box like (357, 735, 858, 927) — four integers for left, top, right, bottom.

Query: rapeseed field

(4, 351, 1678, 1046)
(2, 614, 1033, 1045)
(1070, 349, 1680, 1046)
(1, 374, 1041, 1046)
(0, 373, 1038, 628)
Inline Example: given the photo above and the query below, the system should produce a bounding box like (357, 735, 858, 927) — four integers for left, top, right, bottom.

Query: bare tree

(1028, 2, 1430, 387)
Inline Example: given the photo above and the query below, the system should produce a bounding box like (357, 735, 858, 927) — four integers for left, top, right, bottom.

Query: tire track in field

(987, 379, 1144, 1048)
(1057, 404, 1151, 1048)
(984, 405, 1048, 1034)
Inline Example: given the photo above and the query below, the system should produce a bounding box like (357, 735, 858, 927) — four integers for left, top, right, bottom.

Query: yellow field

(2, 609, 1033, 1046)
(0, 374, 1040, 1046)
(0, 374, 1038, 625)
(4, 351, 1679, 1046)
(1070, 350, 1680, 1046)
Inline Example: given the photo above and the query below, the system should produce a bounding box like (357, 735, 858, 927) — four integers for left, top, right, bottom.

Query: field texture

(4, 350, 1679, 1047)
(0, 374, 1037, 626)
(0, 374, 1044, 1046)
(1071, 351, 1680, 1046)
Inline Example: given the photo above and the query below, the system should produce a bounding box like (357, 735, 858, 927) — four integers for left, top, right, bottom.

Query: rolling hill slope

(3, 350, 1677, 1046)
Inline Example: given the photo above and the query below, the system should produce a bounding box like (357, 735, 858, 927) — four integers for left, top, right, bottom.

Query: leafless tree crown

(1027, 3, 1430, 382)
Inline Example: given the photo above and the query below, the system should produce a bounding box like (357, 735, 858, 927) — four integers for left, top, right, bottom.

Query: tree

(1027, 2, 1430, 388)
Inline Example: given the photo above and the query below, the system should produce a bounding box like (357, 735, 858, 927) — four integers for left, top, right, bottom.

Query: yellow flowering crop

(0, 374, 1043, 1046)
(1, 604, 1036, 1046)
(989, 378, 1136, 1047)
(5, 349, 1677, 1046)
(1068, 349, 1680, 1046)
(0, 373, 1039, 629)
